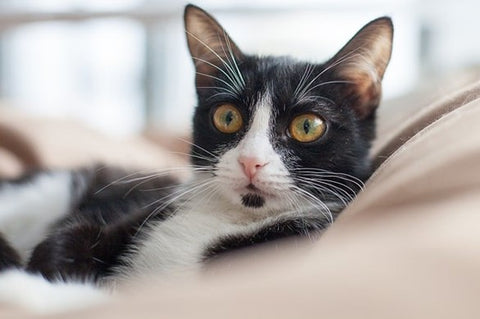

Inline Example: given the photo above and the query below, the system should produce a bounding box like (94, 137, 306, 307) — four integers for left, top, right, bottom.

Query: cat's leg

(203, 213, 329, 261)
(27, 217, 138, 282)
(0, 269, 107, 314)
(0, 233, 21, 270)
(26, 167, 178, 282)
(0, 171, 75, 262)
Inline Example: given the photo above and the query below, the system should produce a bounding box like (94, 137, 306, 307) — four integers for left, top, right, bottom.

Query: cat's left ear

(184, 4, 244, 88)
(328, 17, 393, 119)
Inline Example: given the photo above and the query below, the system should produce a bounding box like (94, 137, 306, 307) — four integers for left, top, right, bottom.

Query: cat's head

(184, 4, 393, 217)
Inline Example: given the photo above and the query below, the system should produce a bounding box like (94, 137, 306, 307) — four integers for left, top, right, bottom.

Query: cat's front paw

(27, 222, 125, 282)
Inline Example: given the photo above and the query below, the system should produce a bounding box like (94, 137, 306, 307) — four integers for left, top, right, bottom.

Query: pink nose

(238, 156, 268, 180)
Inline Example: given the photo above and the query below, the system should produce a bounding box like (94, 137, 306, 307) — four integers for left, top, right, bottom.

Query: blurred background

(0, 0, 479, 136)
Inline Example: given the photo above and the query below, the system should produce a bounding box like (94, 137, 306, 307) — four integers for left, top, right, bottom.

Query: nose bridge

(238, 102, 272, 159)
(235, 93, 274, 180)
(238, 131, 268, 159)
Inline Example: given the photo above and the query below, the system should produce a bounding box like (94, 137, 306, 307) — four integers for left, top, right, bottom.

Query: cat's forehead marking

(248, 90, 272, 135)
(234, 90, 274, 159)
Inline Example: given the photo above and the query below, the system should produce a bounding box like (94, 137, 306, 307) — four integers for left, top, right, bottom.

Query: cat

(0, 4, 392, 312)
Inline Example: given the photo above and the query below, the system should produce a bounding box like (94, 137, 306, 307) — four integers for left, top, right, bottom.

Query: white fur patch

(0, 172, 72, 262)
(116, 191, 316, 282)
(0, 270, 107, 314)
(236, 91, 276, 163)
(120, 204, 229, 280)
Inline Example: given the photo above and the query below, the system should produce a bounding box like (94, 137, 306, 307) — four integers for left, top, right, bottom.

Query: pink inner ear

(184, 5, 244, 88)
(328, 18, 393, 119)
(341, 70, 382, 119)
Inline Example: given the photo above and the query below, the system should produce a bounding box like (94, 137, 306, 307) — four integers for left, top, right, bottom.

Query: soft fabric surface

(0, 107, 186, 178)
(1, 80, 480, 318)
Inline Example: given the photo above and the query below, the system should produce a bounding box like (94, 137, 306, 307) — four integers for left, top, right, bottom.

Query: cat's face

(184, 5, 393, 217)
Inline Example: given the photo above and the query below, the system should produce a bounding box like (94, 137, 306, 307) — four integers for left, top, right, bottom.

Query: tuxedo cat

(0, 4, 392, 311)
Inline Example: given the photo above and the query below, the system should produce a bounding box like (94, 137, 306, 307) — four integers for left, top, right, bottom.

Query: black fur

(0, 234, 21, 270)
(241, 193, 265, 208)
(26, 167, 178, 282)
(203, 214, 327, 261)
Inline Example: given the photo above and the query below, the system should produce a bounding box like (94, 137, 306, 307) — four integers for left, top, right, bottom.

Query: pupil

(225, 111, 233, 125)
(303, 119, 310, 134)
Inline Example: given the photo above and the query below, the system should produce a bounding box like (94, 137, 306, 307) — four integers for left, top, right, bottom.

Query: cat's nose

(238, 156, 268, 180)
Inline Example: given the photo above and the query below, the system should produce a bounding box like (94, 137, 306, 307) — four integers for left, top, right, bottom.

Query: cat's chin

(241, 193, 265, 208)
(220, 187, 291, 217)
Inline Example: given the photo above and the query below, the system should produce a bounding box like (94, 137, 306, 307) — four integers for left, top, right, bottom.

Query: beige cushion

(0, 108, 186, 178)
(2, 81, 480, 318)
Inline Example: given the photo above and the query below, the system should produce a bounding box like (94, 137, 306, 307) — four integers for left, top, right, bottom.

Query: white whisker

(192, 56, 241, 94)
(294, 177, 351, 208)
(196, 71, 240, 95)
(293, 64, 314, 98)
(223, 31, 245, 86)
(295, 48, 363, 100)
(186, 30, 244, 95)
(175, 137, 220, 160)
(134, 179, 216, 237)
(291, 185, 333, 223)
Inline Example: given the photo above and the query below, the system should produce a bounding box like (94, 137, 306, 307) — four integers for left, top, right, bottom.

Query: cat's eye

(289, 114, 326, 143)
(212, 104, 243, 134)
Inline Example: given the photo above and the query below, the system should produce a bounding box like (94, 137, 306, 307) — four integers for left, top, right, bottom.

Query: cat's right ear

(327, 17, 393, 119)
(184, 4, 244, 88)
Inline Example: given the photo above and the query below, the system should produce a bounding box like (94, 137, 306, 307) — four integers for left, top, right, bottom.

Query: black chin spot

(241, 194, 265, 208)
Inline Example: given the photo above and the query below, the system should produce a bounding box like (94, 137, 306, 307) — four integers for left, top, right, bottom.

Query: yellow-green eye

(289, 114, 326, 143)
(213, 104, 243, 133)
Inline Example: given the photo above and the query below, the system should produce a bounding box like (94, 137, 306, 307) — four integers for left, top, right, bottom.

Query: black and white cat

(0, 4, 392, 312)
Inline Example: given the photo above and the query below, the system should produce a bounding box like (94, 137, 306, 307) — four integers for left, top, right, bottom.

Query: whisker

(196, 86, 238, 99)
(168, 151, 217, 164)
(122, 166, 214, 198)
(169, 182, 219, 218)
(186, 30, 243, 91)
(223, 30, 245, 86)
(291, 168, 365, 189)
(192, 56, 240, 91)
(175, 137, 220, 160)
(307, 177, 358, 201)
(296, 176, 350, 206)
(141, 178, 213, 210)
(291, 185, 333, 223)
(294, 177, 351, 208)
(94, 166, 208, 195)
(134, 179, 216, 237)
(293, 64, 314, 98)
(217, 33, 243, 92)
(300, 80, 353, 98)
(296, 48, 362, 100)
(196, 71, 239, 95)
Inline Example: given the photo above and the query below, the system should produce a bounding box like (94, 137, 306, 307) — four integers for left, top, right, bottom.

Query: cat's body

(0, 167, 326, 283)
(0, 4, 393, 313)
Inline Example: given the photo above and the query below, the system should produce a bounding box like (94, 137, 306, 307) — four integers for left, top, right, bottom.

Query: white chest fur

(122, 212, 237, 280)
(118, 198, 281, 281)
